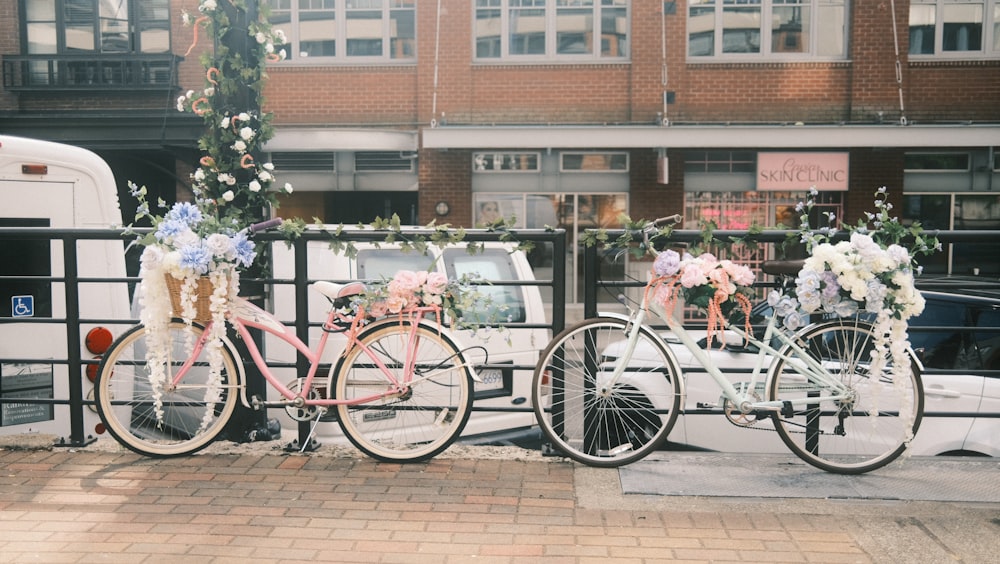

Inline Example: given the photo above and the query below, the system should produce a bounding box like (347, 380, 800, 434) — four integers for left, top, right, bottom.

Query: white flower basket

(164, 274, 215, 323)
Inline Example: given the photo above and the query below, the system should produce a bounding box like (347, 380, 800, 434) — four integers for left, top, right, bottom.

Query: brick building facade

(2, 1, 999, 292)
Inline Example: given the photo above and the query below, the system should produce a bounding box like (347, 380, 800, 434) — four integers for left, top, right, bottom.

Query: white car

(601, 288, 1000, 457)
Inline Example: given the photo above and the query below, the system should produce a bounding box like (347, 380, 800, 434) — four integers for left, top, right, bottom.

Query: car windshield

(444, 248, 526, 323)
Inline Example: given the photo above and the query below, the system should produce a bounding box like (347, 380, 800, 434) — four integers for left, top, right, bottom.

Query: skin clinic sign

(758, 152, 849, 191)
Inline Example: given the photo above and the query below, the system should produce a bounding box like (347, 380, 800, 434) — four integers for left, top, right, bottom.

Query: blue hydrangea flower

(155, 218, 187, 242)
(165, 202, 203, 227)
(178, 243, 212, 275)
(230, 232, 256, 268)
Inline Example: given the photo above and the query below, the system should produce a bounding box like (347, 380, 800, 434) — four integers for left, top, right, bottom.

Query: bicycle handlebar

(248, 217, 283, 235)
(650, 214, 683, 229)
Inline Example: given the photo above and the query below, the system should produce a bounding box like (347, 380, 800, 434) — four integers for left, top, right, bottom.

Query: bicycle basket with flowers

(346, 269, 509, 342)
(646, 250, 757, 347)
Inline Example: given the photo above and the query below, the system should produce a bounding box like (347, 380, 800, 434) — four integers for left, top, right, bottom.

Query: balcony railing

(2, 54, 181, 92)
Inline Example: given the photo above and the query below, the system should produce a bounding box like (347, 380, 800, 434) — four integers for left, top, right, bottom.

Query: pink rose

(386, 295, 407, 314)
(425, 272, 448, 295)
(368, 300, 388, 318)
(708, 268, 736, 297)
(679, 265, 707, 289)
(390, 270, 420, 294)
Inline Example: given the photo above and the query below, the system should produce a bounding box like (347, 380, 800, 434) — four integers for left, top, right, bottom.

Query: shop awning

(421, 123, 1000, 150)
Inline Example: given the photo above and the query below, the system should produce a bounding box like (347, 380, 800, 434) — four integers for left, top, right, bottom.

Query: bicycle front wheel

(532, 317, 682, 467)
(767, 319, 924, 474)
(332, 319, 473, 462)
(94, 321, 240, 457)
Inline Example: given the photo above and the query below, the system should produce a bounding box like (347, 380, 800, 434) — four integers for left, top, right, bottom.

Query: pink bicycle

(95, 222, 476, 462)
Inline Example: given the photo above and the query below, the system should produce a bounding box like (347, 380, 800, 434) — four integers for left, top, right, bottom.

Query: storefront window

(684, 190, 843, 264)
(473, 193, 627, 306)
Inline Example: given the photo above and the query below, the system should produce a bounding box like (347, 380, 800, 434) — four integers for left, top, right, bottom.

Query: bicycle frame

(167, 295, 450, 410)
(605, 293, 856, 415)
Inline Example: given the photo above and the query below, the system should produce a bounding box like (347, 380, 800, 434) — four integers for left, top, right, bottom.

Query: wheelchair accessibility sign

(11, 296, 33, 318)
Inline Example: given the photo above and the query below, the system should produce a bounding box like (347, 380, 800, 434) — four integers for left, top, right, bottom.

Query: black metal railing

(582, 228, 1000, 421)
(0, 226, 565, 447)
(2, 54, 181, 92)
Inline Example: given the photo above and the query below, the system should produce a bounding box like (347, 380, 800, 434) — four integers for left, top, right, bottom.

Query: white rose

(233, 140, 247, 153)
(222, 190, 235, 202)
(206, 233, 232, 258)
(263, 162, 275, 171)
(220, 117, 230, 129)
(248, 180, 262, 193)
(238, 112, 250, 121)
(284, 183, 294, 194)
(193, 168, 206, 181)
(258, 171, 273, 182)
(255, 32, 266, 44)
(239, 126, 255, 141)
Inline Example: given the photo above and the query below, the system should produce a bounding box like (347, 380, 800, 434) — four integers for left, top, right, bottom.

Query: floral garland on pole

(130, 0, 290, 429)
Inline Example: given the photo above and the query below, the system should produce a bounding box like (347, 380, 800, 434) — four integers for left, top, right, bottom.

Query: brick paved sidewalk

(1, 446, 997, 563)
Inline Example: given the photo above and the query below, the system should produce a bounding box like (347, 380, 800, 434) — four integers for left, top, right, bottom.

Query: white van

(0, 135, 130, 441)
(268, 233, 548, 444)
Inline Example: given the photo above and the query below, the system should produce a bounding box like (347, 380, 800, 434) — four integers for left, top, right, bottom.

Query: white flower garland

(138, 262, 237, 432)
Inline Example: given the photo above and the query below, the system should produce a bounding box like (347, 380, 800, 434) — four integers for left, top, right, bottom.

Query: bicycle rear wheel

(94, 321, 240, 457)
(767, 319, 924, 474)
(332, 319, 473, 462)
(532, 317, 682, 467)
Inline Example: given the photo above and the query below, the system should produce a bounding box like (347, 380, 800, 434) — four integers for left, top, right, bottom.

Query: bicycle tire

(94, 321, 240, 457)
(331, 318, 473, 462)
(766, 318, 924, 474)
(532, 317, 682, 467)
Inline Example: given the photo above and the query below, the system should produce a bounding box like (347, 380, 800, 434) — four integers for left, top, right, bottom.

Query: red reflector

(86, 327, 114, 354)
(86, 360, 100, 383)
(95, 423, 106, 435)
(21, 164, 48, 175)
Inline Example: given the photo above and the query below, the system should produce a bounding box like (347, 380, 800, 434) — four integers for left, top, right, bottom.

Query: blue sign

(11, 296, 33, 318)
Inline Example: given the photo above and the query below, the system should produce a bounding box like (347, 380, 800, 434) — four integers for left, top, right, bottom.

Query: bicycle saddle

(312, 281, 366, 302)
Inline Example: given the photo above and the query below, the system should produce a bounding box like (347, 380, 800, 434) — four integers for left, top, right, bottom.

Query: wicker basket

(164, 275, 214, 323)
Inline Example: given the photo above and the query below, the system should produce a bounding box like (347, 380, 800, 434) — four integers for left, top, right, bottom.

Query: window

(355, 151, 414, 172)
(909, 0, 1000, 57)
(475, 0, 629, 61)
(264, 0, 415, 62)
(561, 152, 628, 172)
(684, 151, 756, 173)
(473, 152, 541, 172)
(22, 0, 170, 55)
(473, 193, 627, 305)
(688, 0, 847, 59)
(904, 153, 971, 171)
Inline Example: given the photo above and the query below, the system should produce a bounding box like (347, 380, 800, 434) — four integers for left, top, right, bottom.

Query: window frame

(20, 0, 171, 55)
(265, 0, 416, 64)
(559, 151, 629, 173)
(908, 0, 1000, 59)
(472, 152, 542, 172)
(687, 0, 849, 61)
(473, 0, 630, 63)
(903, 152, 973, 172)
